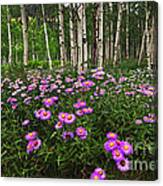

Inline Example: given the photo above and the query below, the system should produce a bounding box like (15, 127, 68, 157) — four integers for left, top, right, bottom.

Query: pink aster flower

(62, 131, 74, 141)
(65, 88, 74, 94)
(116, 158, 130, 172)
(43, 98, 55, 107)
(76, 127, 88, 140)
(112, 148, 124, 162)
(34, 108, 45, 119)
(120, 141, 133, 155)
(76, 109, 84, 117)
(82, 80, 95, 88)
(58, 112, 68, 122)
(106, 132, 118, 140)
(25, 131, 37, 141)
(104, 140, 117, 152)
(55, 121, 64, 129)
(64, 114, 76, 124)
(90, 168, 106, 180)
(26, 139, 42, 154)
(143, 113, 156, 123)
(39, 110, 51, 120)
(135, 119, 143, 125)
(22, 119, 30, 126)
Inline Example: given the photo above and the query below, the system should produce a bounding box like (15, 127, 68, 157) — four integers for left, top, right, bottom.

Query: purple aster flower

(82, 80, 95, 88)
(76, 109, 84, 117)
(40, 110, 51, 120)
(65, 88, 74, 94)
(55, 121, 64, 129)
(25, 131, 37, 141)
(43, 98, 55, 107)
(64, 114, 76, 124)
(34, 108, 45, 119)
(116, 158, 130, 172)
(62, 131, 74, 141)
(58, 112, 68, 122)
(120, 141, 133, 155)
(94, 168, 106, 179)
(24, 97, 32, 105)
(90, 172, 102, 180)
(82, 107, 93, 114)
(104, 140, 117, 152)
(26, 140, 34, 154)
(125, 91, 136, 96)
(135, 119, 143, 125)
(119, 76, 127, 83)
(73, 100, 87, 109)
(22, 119, 30, 126)
(106, 132, 118, 140)
(76, 127, 88, 140)
(32, 139, 42, 150)
(143, 113, 156, 123)
(112, 148, 124, 162)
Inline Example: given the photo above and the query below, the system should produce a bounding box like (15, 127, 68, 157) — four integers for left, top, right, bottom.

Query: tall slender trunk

(126, 3, 129, 59)
(109, 2, 114, 60)
(145, 2, 151, 69)
(69, 5, 76, 67)
(92, 3, 100, 66)
(113, 3, 123, 66)
(98, 3, 103, 67)
(41, 4, 52, 70)
(58, 4, 66, 67)
(138, 31, 146, 65)
(82, 4, 88, 71)
(20, 5, 28, 66)
(77, 3, 83, 73)
(6, 5, 12, 64)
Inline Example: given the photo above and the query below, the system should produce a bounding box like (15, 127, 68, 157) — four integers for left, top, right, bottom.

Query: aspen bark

(126, 3, 129, 59)
(109, 2, 114, 60)
(41, 4, 52, 70)
(113, 3, 123, 66)
(6, 5, 12, 64)
(20, 5, 28, 66)
(145, 2, 151, 69)
(138, 30, 146, 65)
(58, 4, 66, 67)
(77, 3, 83, 73)
(82, 4, 88, 71)
(69, 5, 76, 67)
(98, 3, 103, 67)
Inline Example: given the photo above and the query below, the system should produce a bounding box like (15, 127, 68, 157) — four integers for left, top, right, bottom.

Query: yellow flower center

(94, 175, 99, 180)
(29, 133, 33, 137)
(124, 145, 129, 150)
(61, 114, 65, 118)
(67, 115, 72, 120)
(79, 129, 83, 133)
(47, 99, 51, 103)
(43, 112, 48, 116)
(98, 170, 103, 175)
(109, 142, 114, 147)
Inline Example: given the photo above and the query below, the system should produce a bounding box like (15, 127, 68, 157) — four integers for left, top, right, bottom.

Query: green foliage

(1, 64, 157, 180)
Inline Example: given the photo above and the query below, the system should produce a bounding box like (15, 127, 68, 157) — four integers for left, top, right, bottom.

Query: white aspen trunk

(82, 4, 88, 71)
(150, 16, 154, 67)
(41, 4, 52, 70)
(145, 2, 151, 69)
(6, 5, 12, 64)
(20, 5, 28, 66)
(69, 5, 76, 67)
(113, 3, 123, 66)
(105, 38, 110, 60)
(58, 4, 66, 67)
(109, 2, 114, 60)
(98, 3, 103, 67)
(77, 3, 83, 73)
(126, 3, 129, 59)
(138, 30, 146, 65)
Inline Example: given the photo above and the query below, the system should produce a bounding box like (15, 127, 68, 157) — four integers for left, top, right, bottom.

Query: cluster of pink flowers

(25, 131, 41, 154)
(104, 132, 133, 172)
(137, 84, 156, 97)
(34, 108, 51, 120)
